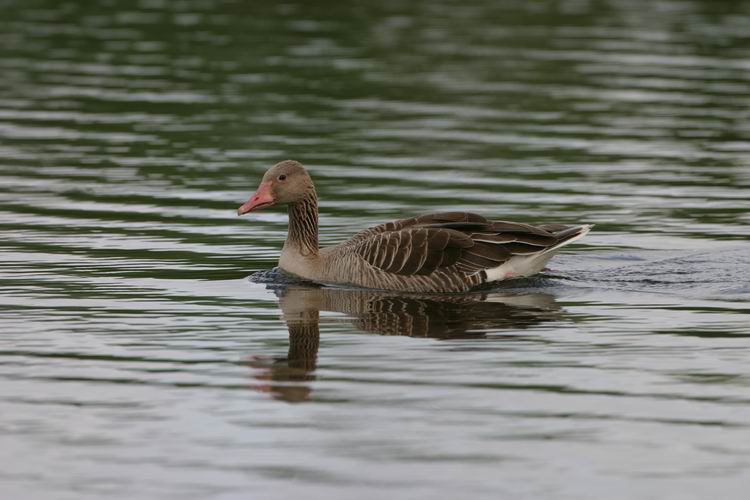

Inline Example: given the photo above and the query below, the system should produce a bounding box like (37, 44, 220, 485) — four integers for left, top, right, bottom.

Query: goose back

(312, 211, 590, 293)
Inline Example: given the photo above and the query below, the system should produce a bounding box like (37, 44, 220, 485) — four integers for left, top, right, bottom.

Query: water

(1, 0, 750, 498)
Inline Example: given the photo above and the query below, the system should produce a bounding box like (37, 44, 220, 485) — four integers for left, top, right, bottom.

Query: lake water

(1, 0, 749, 499)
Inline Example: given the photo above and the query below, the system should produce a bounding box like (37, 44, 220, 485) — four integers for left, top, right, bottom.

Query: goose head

(237, 160, 315, 215)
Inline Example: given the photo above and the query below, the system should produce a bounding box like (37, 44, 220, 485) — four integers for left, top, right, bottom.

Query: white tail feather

(484, 225, 592, 282)
(539, 224, 593, 255)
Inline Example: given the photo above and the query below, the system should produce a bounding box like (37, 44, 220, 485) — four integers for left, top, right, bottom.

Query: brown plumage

(237, 160, 592, 293)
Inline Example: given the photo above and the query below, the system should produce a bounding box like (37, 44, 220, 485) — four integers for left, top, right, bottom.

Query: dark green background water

(1, 1, 749, 499)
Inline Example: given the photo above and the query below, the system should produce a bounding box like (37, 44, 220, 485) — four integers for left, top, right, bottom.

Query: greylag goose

(238, 160, 592, 293)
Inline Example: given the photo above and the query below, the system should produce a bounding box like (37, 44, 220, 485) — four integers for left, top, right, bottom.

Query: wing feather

(353, 226, 473, 275)
(347, 211, 580, 277)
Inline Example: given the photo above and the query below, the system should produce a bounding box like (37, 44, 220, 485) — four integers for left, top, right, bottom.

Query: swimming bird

(238, 160, 591, 293)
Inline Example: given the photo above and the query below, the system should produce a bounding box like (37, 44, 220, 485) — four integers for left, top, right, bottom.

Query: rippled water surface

(2, 0, 750, 499)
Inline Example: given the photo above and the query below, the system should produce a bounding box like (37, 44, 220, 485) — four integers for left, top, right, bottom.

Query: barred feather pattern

(286, 190, 319, 257)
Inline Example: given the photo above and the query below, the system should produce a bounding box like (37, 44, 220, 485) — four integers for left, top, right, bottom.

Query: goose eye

(278, 174, 287, 181)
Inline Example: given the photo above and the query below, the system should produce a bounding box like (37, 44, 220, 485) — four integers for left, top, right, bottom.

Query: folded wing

(351, 211, 570, 276)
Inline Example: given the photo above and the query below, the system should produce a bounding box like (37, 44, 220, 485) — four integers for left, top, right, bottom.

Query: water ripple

(1, 0, 750, 499)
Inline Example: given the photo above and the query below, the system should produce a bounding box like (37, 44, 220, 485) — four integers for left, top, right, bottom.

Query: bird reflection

(248, 284, 563, 402)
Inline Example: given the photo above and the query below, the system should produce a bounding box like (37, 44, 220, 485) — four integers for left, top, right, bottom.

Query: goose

(238, 160, 592, 293)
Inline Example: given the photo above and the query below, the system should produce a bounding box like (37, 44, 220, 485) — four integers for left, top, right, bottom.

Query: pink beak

(237, 181, 275, 215)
